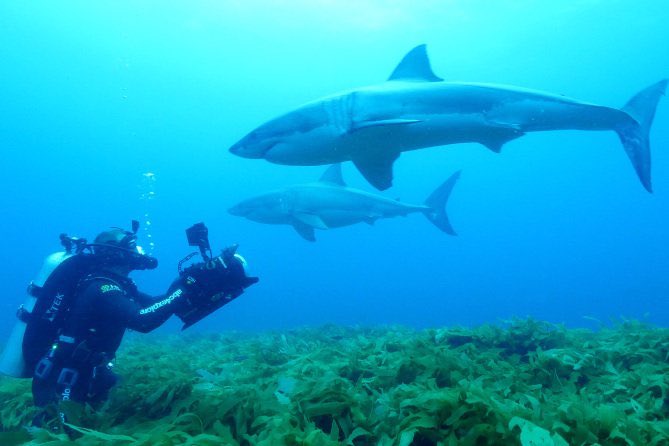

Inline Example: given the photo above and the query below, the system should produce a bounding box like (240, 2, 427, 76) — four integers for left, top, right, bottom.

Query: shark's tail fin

(423, 170, 461, 235)
(616, 79, 667, 193)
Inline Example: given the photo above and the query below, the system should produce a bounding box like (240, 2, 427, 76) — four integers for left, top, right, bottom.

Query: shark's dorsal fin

(319, 164, 346, 186)
(388, 44, 443, 82)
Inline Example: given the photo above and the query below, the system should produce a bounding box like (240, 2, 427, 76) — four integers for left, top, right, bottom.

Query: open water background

(0, 1, 667, 340)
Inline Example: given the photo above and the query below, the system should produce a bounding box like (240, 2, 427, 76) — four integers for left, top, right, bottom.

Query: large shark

(230, 45, 666, 192)
(228, 164, 460, 241)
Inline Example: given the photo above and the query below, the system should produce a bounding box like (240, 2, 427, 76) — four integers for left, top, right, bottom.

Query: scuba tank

(0, 252, 71, 378)
(0, 235, 89, 378)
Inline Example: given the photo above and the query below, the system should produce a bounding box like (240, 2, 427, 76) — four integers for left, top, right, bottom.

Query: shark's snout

(228, 204, 247, 216)
(229, 143, 242, 156)
(229, 142, 260, 159)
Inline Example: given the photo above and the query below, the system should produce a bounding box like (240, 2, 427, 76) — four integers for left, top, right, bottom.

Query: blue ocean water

(0, 0, 667, 341)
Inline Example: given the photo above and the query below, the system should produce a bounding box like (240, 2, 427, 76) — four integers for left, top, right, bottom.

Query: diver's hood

(90, 224, 158, 271)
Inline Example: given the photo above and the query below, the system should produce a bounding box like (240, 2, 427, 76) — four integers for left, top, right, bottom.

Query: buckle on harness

(34, 358, 54, 380)
(56, 368, 79, 387)
(70, 342, 93, 364)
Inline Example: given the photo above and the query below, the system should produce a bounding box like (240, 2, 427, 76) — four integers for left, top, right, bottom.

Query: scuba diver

(0, 221, 258, 431)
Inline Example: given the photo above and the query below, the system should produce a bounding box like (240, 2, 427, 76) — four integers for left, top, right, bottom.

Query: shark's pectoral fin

(350, 118, 422, 133)
(364, 216, 378, 225)
(294, 213, 329, 230)
(291, 220, 317, 242)
(351, 150, 400, 191)
(291, 213, 327, 241)
(478, 122, 525, 153)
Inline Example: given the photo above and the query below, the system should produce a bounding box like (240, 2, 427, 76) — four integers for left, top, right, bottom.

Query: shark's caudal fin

(616, 79, 667, 193)
(423, 170, 461, 235)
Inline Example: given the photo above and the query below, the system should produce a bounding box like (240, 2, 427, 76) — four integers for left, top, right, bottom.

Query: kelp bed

(1, 319, 668, 445)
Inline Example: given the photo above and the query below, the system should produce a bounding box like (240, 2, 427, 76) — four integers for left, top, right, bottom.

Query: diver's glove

(173, 245, 259, 329)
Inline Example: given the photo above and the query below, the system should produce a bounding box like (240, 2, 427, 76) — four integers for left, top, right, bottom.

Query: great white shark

(228, 164, 460, 241)
(230, 45, 666, 192)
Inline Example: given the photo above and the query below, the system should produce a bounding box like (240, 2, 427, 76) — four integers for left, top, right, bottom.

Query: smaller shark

(228, 165, 461, 241)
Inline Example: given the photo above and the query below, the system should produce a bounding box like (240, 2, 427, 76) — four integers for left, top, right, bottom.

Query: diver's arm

(127, 283, 187, 333)
(133, 291, 159, 307)
(130, 252, 259, 331)
(77, 278, 185, 334)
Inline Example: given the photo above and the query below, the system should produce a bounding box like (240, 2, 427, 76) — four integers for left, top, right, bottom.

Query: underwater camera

(186, 222, 212, 261)
(176, 223, 258, 329)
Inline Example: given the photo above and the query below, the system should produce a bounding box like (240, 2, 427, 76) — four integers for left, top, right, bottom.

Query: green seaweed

(0, 319, 668, 445)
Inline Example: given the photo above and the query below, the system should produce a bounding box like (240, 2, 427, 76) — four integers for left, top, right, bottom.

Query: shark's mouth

(230, 139, 280, 159)
(264, 142, 299, 164)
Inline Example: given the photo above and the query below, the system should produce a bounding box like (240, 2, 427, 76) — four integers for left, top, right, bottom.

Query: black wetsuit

(31, 272, 184, 411)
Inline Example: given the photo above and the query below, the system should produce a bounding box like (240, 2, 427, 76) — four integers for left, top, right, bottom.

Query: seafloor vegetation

(0, 318, 668, 445)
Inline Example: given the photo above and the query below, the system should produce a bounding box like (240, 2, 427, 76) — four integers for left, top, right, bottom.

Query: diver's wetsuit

(31, 272, 184, 412)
